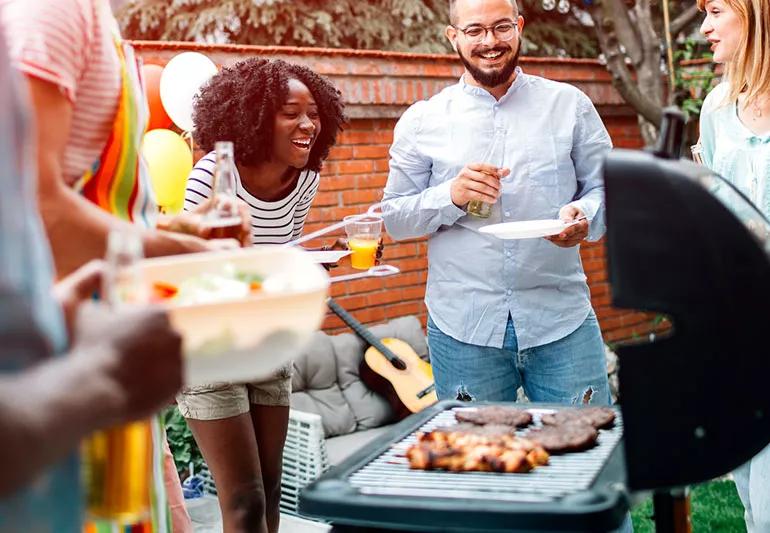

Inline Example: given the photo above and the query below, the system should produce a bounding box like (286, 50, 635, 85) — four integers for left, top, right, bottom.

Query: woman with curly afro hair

(178, 58, 345, 533)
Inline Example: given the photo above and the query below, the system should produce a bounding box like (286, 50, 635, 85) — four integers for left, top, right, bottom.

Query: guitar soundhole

(391, 358, 407, 371)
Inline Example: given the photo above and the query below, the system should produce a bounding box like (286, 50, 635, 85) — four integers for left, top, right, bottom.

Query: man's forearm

(0, 352, 116, 497)
(381, 180, 465, 240)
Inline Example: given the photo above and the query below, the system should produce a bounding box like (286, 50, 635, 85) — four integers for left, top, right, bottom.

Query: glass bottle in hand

(83, 230, 152, 523)
(204, 141, 243, 239)
(466, 128, 505, 219)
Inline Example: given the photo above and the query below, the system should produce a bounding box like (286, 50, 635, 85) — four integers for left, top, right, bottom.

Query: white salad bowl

(139, 246, 329, 386)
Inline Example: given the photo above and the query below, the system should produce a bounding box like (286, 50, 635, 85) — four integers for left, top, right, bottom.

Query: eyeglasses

(452, 21, 517, 44)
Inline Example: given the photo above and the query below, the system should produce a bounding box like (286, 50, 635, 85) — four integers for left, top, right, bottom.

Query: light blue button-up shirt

(381, 68, 612, 350)
(700, 82, 770, 218)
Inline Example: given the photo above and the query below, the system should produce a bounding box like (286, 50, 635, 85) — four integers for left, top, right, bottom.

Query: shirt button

(506, 251, 512, 258)
(506, 289, 513, 296)
(504, 211, 511, 217)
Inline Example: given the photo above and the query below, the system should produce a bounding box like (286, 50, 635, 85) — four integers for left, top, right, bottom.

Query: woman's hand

(323, 237, 384, 269)
(158, 199, 252, 247)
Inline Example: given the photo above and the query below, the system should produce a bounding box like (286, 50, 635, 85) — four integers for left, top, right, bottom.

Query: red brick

(334, 294, 369, 311)
(390, 257, 428, 273)
(382, 243, 419, 260)
(335, 160, 376, 174)
(327, 145, 354, 161)
(384, 301, 424, 319)
(344, 277, 389, 294)
(374, 159, 391, 172)
(384, 271, 427, 288)
(354, 145, 390, 159)
(401, 286, 426, 301)
(320, 175, 356, 191)
(339, 130, 393, 145)
(311, 191, 340, 207)
(357, 174, 388, 188)
(341, 189, 383, 205)
(367, 290, 405, 306)
(354, 306, 388, 325)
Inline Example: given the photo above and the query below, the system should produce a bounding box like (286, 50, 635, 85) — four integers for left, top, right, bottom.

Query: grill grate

(348, 407, 623, 503)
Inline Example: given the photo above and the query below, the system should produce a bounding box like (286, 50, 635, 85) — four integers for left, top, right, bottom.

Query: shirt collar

(459, 66, 527, 103)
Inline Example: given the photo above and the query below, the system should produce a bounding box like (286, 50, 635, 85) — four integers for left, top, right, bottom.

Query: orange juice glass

(344, 215, 382, 270)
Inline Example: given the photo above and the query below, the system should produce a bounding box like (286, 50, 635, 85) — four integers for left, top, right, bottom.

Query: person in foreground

(180, 57, 345, 533)
(0, 24, 183, 532)
(381, 0, 613, 406)
(698, 0, 769, 530)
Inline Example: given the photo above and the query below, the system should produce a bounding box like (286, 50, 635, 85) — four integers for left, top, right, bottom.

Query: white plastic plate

(305, 250, 352, 264)
(480, 219, 577, 240)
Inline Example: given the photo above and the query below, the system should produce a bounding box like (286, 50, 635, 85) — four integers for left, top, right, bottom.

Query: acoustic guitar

(326, 298, 438, 420)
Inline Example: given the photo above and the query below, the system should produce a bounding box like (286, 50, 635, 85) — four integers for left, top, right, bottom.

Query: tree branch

(587, 2, 663, 127)
(670, 4, 701, 36)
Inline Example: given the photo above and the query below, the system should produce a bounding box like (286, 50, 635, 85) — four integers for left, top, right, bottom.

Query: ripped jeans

(427, 311, 611, 405)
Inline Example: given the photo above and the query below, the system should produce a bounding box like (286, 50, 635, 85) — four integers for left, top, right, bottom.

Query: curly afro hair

(192, 58, 346, 172)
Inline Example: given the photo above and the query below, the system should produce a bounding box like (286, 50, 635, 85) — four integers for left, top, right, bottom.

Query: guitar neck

(326, 298, 402, 364)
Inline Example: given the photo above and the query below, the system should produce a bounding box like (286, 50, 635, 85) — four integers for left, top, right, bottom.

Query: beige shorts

(176, 365, 292, 420)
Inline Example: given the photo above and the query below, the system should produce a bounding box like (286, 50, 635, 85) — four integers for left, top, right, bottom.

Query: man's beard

(457, 42, 521, 88)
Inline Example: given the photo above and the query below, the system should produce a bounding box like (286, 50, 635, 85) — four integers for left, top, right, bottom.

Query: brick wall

(134, 41, 661, 345)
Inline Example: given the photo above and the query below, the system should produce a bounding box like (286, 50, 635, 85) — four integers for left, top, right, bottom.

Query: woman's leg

(187, 414, 267, 533)
(250, 405, 290, 533)
(161, 434, 193, 533)
(178, 384, 267, 533)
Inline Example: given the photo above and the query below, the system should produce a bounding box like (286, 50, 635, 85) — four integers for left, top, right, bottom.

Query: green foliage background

(118, 0, 598, 57)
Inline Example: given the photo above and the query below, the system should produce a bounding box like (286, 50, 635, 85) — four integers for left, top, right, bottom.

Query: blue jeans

(427, 312, 611, 405)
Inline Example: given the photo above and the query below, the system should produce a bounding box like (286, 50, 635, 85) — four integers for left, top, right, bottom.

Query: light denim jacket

(382, 69, 612, 350)
(0, 27, 76, 533)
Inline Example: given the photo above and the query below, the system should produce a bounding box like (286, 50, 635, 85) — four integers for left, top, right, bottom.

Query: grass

(631, 480, 747, 532)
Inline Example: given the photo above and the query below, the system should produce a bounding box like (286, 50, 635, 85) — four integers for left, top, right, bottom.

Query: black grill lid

(604, 147, 770, 491)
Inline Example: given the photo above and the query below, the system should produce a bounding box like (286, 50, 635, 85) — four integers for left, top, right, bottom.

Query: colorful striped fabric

(78, 23, 168, 533)
(74, 34, 156, 229)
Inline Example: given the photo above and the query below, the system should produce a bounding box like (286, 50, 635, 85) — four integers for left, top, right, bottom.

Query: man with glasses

(381, 0, 615, 410)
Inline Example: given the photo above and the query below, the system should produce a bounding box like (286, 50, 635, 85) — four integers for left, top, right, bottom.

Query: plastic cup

(344, 215, 382, 270)
(690, 143, 704, 165)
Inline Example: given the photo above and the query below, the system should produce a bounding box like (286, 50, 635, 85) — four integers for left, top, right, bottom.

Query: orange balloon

(142, 64, 173, 131)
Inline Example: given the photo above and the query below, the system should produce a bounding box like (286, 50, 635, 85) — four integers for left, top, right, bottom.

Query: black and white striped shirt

(184, 151, 320, 245)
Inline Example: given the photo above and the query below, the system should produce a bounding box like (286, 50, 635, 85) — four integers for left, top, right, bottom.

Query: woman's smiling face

(700, 0, 743, 64)
(271, 78, 322, 170)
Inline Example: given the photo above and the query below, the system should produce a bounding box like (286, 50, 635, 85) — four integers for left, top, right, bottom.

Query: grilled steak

(540, 407, 616, 429)
(455, 406, 533, 428)
(525, 423, 599, 454)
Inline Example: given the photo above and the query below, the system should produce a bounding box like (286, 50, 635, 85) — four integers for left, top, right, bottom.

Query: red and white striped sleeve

(0, 0, 93, 102)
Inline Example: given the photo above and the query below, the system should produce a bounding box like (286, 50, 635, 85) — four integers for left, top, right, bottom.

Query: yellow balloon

(163, 197, 185, 216)
(142, 129, 192, 208)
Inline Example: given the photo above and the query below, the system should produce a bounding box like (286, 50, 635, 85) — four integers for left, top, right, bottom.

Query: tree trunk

(587, 0, 665, 143)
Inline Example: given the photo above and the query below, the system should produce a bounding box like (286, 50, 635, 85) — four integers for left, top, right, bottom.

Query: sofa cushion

(291, 315, 428, 437)
(332, 315, 428, 431)
(291, 331, 355, 437)
(325, 425, 395, 466)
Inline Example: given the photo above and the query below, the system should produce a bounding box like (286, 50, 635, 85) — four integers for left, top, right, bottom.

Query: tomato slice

(151, 281, 178, 302)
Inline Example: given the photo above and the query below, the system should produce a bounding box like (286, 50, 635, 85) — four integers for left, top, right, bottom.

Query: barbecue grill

(299, 109, 770, 532)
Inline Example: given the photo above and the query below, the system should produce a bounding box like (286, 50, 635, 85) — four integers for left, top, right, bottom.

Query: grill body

(300, 401, 629, 532)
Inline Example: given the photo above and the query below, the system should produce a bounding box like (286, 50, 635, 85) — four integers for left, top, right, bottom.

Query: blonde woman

(698, 0, 769, 530)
